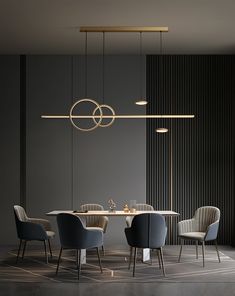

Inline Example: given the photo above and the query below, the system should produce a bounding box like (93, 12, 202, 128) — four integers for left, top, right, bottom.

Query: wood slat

(146, 55, 235, 245)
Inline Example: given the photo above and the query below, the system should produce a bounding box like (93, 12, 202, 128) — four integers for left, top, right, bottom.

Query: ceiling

(0, 0, 235, 54)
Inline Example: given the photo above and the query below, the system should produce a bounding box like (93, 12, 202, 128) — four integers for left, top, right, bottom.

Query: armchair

(125, 213, 167, 277)
(56, 213, 103, 280)
(178, 206, 220, 267)
(14, 205, 55, 263)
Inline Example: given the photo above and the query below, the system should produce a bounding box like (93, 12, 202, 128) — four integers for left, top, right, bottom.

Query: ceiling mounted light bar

(41, 27, 195, 132)
(80, 26, 169, 33)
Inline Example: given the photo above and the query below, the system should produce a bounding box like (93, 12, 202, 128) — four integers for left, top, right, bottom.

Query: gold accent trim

(93, 104, 116, 127)
(42, 99, 194, 132)
(42, 114, 195, 119)
(80, 26, 169, 33)
(69, 98, 103, 131)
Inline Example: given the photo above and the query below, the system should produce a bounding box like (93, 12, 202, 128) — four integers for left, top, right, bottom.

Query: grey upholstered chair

(178, 206, 221, 267)
(126, 203, 154, 227)
(14, 205, 55, 263)
(125, 213, 167, 277)
(56, 213, 103, 280)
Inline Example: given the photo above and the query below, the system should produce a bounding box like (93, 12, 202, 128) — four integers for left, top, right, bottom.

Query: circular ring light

(92, 104, 116, 128)
(69, 98, 103, 131)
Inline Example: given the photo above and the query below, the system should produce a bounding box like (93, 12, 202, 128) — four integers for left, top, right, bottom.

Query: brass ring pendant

(92, 104, 116, 128)
(69, 98, 103, 131)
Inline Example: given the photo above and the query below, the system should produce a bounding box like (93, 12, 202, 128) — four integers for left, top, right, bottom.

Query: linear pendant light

(135, 32, 147, 106)
(156, 31, 168, 133)
(41, 26, 195, 132)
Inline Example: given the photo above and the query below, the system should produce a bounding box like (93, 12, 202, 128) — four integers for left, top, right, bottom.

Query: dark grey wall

(26, 55, 146, 247)
(0, 56, 20, 244)
(147, 55, 235, 244)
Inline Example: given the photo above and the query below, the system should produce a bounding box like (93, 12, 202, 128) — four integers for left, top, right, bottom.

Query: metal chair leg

(76, 249, 79, 268)
(196, 240, 198, 259)
(133, 247, 137, 277)
(43, 240, 48, 264)
(16, 239, 22, 264)
(48, 239, 53, 259)
(22, 240, 27, 260)
(56, 247, 62, 275)
(101, 245, 105, 256)
(157, 249, 161, 269)
(159, 247, 166, 277)
(78, 249, 81, 280)
(128, 247, 133, 270)
(202, 241, 205, 267)
(178, 240, 183, 262)
(96, 247, 103, 273)
(214, 240, 221, 263)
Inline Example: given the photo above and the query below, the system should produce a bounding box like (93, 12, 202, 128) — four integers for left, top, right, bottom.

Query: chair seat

(86, 227, 103, 232)
(46, 231, 55, 238)
(180, 232, 206, 240)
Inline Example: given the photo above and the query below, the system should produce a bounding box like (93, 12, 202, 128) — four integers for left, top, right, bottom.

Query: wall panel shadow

(147, 55, 235, 245)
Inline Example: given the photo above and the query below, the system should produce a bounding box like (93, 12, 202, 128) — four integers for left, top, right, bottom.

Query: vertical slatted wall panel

(146, 55, 235, 245)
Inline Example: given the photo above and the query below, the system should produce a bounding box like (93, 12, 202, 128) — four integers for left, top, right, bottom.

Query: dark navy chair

(14, 205, 55, 263)
(56, 213, 103, 280)
(125, 213, 167, 277)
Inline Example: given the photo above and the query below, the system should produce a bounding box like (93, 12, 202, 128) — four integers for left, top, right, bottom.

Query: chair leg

(56, 247, 63, 275)
(178, 239, 183, 262)
(48, 239, 53, 259)
(214, 240, 221, 263)
(202, 241, 205, 267)
(159, 247, 166, 277)
(78, 249, 81, 280)
(101, 245, 105, 256)
(128, 247, 133, 270)
(76, 249, 79, 269)
(16, 239, 22, 264)
(157, 249, 161, 269)
(196, 240, 198, 259)
(22, 240, 27, 260)
(96, 247, 103, 273)
(133, 247, 137, 277)
(43, 240, 48, 264)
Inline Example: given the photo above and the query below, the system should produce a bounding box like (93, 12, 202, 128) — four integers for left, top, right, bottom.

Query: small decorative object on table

(123, 204, 129, 213)
(129, 200, 137, 213)
(108, 199, 116, 212)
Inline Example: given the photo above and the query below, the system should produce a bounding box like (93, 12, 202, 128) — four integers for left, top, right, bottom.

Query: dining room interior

(0, 1, 235, 296)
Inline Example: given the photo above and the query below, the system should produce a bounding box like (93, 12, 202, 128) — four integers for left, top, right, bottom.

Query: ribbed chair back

(194, 206, 220, 232)
(135, 204, 154, 211)
(14, 205, 28, 222)
(80, 204, 104, 227)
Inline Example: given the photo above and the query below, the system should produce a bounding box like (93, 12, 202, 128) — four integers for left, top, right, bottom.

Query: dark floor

(1, 282, 235, 296)
(1, 245, 235, 296)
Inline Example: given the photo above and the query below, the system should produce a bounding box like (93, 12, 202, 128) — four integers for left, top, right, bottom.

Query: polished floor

(2, 282, 235, 296)
(1, 245, 235, 296)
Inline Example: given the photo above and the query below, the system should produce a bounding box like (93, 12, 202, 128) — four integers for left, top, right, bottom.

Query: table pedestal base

(142, 248, 151, 262)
